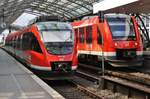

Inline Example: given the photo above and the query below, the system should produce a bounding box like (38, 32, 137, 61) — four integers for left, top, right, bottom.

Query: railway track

(77, 63, 150, 99)
(45, 76, 131, 99)
(45, 80, 104, 99)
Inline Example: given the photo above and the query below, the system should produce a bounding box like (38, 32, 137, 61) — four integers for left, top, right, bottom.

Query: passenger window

(22, 33, 29, 50)
(17, 36, 21, 49)
(97, 27, 103, 44)
(13, 37, 16, 48)
(86, 26, 92, 44)
(10, 39, 12, 47)
(79, 28, 84, 43)
(20, 35, 23, 49)
(17, 35, 23, 49)
(15, 36, 18, 48)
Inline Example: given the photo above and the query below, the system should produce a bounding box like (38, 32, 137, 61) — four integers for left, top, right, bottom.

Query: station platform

(0, 48, 64, 99)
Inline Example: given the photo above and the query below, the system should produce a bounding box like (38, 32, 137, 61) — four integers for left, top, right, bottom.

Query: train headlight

(135, 42, 138, 46)
(115, 43, 118, 47)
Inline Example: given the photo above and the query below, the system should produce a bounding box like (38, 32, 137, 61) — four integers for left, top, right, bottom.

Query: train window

(79, 28, 84, 43)
(17, 36, 21, 49)
(97, 27, 103, 44)
(21, 32, 42, 53)
(31, 38, 42, 53)
(86, 26, 92, 44)
(13, 37, 16, 48)
(106, 16, 136, 41)
(20, 36, 22, 49)
(5, 41, 7, 46)
(14, 36, 18, 48)
(22, 34, 28, 50)
(11, 38, 13, 47)
(15, 37, 17, 48)
(31, 36, 42, 53)
(22, 33, 33, 50)
(75, 29, 78, 43)
(9, 38, 12, 47)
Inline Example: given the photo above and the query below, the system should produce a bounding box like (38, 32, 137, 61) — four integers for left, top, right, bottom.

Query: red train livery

(4, 16, 78, 79)
(72, 14, 143, 67)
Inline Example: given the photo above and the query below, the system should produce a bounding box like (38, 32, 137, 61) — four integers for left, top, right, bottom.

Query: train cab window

(106, 15, 136, 41)
(86, 26, 92, 44)
(30, 34, 42, 53)
(75, 29, 78, 43)
(79, 28, 84, 43)
(97, 27, 103, 44)
(22, 33, 42, 53)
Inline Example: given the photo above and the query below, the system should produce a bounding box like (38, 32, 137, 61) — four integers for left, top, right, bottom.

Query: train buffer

(0, 48, 64, 99)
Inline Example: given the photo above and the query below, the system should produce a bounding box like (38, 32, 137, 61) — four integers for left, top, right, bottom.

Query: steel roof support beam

(29, 6, 71, 19)
(32, 0, 80, 17)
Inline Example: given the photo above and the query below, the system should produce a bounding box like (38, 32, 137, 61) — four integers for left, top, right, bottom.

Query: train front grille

(116, 49, 136, 60)
(51, 61, 72, 71)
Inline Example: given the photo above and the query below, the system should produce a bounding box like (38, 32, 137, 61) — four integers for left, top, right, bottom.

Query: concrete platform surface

(0, 49, 64, 99)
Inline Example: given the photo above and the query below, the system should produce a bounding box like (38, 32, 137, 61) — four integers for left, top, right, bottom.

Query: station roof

(0, 0, 99, 26)
(0, 0, 150, 28)
(98, 0, 150, 14)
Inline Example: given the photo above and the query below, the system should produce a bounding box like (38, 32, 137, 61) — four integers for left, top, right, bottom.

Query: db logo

(59, 58, 64, 61)
(58, 56, 65, 61)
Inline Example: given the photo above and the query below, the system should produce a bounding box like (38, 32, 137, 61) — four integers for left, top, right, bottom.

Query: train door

(30, 33, 46, 67)
(96, 24, 104, 62)
(74, 28, 78, 47)
(85, 26, 94, 62)
(85, 26, 92, 52)
(79, 27, 85, 50)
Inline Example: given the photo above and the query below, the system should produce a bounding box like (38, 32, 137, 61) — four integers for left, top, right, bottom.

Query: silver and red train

(4, 16, 78, 79)
(72, 14, 143, 67)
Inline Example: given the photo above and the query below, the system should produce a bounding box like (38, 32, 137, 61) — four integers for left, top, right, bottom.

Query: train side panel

(72, 14, 143, 67)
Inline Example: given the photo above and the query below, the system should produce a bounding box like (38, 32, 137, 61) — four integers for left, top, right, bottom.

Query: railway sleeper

(101, 76, 150, 99)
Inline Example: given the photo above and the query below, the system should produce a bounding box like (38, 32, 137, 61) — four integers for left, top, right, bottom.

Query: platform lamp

(98, 11, 105, 76)
(97, 11, 105, 90)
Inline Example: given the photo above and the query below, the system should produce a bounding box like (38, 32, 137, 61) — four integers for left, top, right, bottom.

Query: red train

(72, 14, 143, 67)
(4, 16, 78, 79)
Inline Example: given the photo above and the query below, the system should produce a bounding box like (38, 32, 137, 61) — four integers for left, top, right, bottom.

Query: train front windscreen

(37, 22, 74, 55)
(106, 14, 136, 41)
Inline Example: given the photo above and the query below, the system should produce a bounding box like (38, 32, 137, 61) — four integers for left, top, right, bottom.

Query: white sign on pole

(93, 0, 139, 13)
